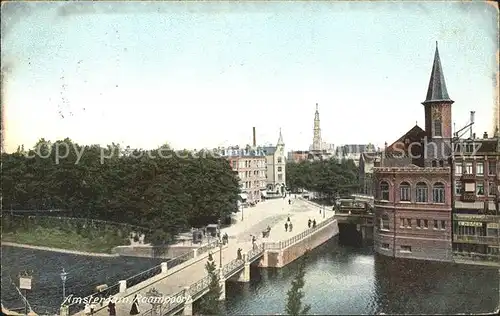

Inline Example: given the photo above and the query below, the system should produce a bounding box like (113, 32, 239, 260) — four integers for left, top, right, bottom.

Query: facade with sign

(452, 134, 500, 266)
(373, 44, 454, 262)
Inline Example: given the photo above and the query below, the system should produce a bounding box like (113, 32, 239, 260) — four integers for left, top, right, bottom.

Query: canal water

(2, 237, 499, 315)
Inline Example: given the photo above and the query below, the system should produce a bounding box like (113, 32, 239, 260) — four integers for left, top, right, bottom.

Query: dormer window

(433, 120, 442, 137)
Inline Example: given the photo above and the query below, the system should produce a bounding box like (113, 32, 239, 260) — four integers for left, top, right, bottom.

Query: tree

(285, 252, 311, 316)
(198, 259, 222, 315)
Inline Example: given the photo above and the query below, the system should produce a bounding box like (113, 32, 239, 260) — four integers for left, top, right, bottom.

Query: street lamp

(145, 288, 163, 316)
(60, 268, 68, 302)
(217, 219, 222, 269)
(241, 203, 244, 221)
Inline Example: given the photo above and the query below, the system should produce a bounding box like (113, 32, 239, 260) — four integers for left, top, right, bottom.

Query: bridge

(63, 198, 339, 316)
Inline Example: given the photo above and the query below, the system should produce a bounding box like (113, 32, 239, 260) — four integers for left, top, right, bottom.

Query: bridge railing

(67, 283, 121, 315)
(126, 265, 163, 289)
(67, 241, 218, 315)
(264, 215, 336, 251)
(197, 240, 218, 256)
(246, 243, 265, 261)
(166, 250, 194, 269)
(222, 258, 245, 277)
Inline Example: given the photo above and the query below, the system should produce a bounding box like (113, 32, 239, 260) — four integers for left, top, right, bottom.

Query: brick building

(452, 133, 500, 266)
(373, 43, 454, 262)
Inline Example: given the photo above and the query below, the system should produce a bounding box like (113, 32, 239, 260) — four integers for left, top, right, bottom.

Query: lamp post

(218, 219, 222, 269)
(145, 288, 163, 316)
(241, 203, 244, 221)
(60, 268, 68, 302)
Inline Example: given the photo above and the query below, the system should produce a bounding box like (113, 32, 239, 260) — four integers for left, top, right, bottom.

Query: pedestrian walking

(252, 235, 256, 244)
(287, 216, 291, 222)
(237, 248, 242, 260)
(308, 219, 312, 228)
(285, 222, 289, 232)
(130, 294, 140, 315)
(289, 222, 293, 232)
(108, 299, 116, 316)
(313, 219, 317, 228)
(288, 199, 291, 205)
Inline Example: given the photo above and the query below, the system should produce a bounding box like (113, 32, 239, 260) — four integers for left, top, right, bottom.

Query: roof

(335, 144, 376, 156)
(386, 125, 426, 152)
(422, 42, 454, 104)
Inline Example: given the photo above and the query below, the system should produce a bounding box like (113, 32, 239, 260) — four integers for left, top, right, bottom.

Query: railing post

(161, 262, 168, 273)
(193, 248, 198, 258)
(119, 280, 127, 293)
(182, 286, 193, 315)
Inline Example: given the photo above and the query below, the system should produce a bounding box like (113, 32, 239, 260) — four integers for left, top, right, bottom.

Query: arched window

(416, 182, 428, 202)
(380, 214, 390, 230)
(439, 160, 444, 167)
(433, 182, 445, 203)
(380, 181, 389, 200)
(432, 160, 437, 167)
(400, 182, 411, 201)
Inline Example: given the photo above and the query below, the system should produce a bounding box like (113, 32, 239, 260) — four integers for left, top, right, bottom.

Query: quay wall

(261, 219, 339, 268)
(112, 245, 200, 259)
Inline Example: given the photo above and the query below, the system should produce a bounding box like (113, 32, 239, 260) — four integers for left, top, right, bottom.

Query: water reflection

(224, 237, 498, 315)
(1, 246, 163, 315)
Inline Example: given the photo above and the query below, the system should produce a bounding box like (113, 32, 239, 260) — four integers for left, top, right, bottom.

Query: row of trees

(286, 159, 360, 201)
(1, 138, 241, 244)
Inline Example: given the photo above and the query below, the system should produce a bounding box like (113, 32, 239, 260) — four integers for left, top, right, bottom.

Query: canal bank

(222, 237, 499, 315)
(2, 237, 498, 315)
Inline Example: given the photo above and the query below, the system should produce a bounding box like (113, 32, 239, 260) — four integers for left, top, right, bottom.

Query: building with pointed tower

(373, 42, 454, 262)
(262, 129, 287, 196)
(312, 103, 322, 151)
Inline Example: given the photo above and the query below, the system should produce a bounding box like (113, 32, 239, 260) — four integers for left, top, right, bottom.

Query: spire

(277, 128, 284, 146)
(312, 103, 322, 151)
(422, 42, 453, 104)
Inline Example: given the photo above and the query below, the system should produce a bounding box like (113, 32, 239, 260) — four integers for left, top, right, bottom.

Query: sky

(1, 1, 498, 153)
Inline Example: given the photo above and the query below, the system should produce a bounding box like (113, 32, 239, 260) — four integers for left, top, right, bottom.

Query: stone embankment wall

(260, 219, 339, 268)
(112, 245, 199, 259)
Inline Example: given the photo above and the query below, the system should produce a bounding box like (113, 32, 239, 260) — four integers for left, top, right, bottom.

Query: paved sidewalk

(82, 199, 331, 316)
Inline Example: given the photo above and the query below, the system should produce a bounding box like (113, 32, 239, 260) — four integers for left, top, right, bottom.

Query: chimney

(473, 133, 476, 139)
(470, 111, 475, 139)
(483, 132, 488, 139)
(252, 127, 256, 147)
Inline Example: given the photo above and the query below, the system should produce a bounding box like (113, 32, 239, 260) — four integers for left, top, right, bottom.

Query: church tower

(422, 42, 454, 165)
(312, 103, 322, 151)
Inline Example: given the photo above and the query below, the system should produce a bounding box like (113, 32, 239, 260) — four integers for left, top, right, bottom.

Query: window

(416, 182, 428, 202)
(433, 120, 442, 137)
(278, 167, 282, 172)
(278, 174, 283, 182)
(439, 160, 444, 167)
(380, 181, 390, 200)
(489, 182, 496, 196)
(477, 181, 484, 195)
(406, 218, 412, 228)
(465, 182, 475, 192)
(416, 219, 422, 228)
(277, 157, 282, 163)
(465, 162, 473, 174)
(441, 220, 446, 230)
(381, 243, 390, 250)
(400, 218, 404, 228)
(400, 182, 411, 201)
(465, 144, 474, 153)
(424, 219, 429, 229)
(380, 214, 390, 231)
(432, 160, 437, 167)
(455, 181, 462, 195)
(455, 164, 463, 175)
(433, 183, 445, 203)
(476, 162, 484, 176)
(400, 245, 412, 253)
(488, 161, 496, 175)
(434, 220, 439, 229)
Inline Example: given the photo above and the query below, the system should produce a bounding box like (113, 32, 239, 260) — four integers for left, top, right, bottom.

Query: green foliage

(286, 159, 360, 201)
(285, 253, 311, 316)
(1, 139, 241, 246)
(198, 259, 222, 315)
